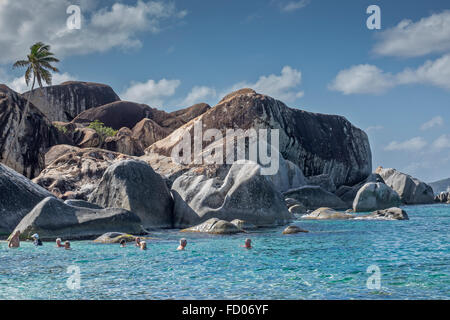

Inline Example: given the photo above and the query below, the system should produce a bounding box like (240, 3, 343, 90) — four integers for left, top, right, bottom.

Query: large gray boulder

(0, 85, 69, 178)
(376, 167, 434, 204)
(147, 88, 372, 188)
(353, 182, 401, 212)
(181, 218, 242, 234)
(306, 174, 336, 193)
(23, 81, 121, 122)
(89, 160, 174, 229)
(283, 186, 349, 210)
(301, 207, 354, 220)
(356, 207, 409, 221)
(0, 164, 55, 236)
(171, 161, 292, 229)
(336, 173, 385, 206)
(11, 197, 143, 241)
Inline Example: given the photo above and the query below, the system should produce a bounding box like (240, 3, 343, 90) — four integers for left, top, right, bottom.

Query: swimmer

(64, 241, 71, 250)
(56, 238, 64, 248)
(120, 239, 126, 247)
(31, 233, 42, 246)
(135, 237, 141, 247)
(242, 238, 252, 249)
(140, 241, 147, 250)
(8, 230, 20, 248)
(177, 238, 187, 251)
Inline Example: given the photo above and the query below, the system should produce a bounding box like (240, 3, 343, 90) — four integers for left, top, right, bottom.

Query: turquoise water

(1, 204, 449, 300)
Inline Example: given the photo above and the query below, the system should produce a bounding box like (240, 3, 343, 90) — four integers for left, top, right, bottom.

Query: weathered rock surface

(89, 160, 174, 229)
(282, 225, 309, 234)
(0, 164, 55, 236)
(376, 167, 434, 204)
(181, 218, 242, 234)
(147, 89, 372, 188)
(131, 118, 171, 150)
(306, 174, 336, 193)
(44, 144, 81, 167)
(168, 103, 211, 126)
(104, 127, 144, 156)
(171, 161, 292, 229)
(64, 199, 103, 209)
(335, 173, 385, 206)
(353, 182, 401, 212)
(33, 148, 133, 199)
(11, 197, 144, 240)
(230, 219, 258, 231)
(301, 207, 354, 220)
(93, 232, 138, 244)
(435, 192, 450, 203)
(283, 186, 349, 210)
(23, 81, 120, 122)
(288, 204, 307, 214)
(356, 207, 409, 221)
(0, 85, 69, 178)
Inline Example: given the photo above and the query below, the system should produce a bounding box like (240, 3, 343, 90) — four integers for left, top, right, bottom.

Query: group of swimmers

(7, 230, 253, 250)
(7, 230, 71, 249)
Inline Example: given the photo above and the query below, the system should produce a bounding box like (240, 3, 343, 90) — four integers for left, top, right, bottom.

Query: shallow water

(1, 204, 449, 300)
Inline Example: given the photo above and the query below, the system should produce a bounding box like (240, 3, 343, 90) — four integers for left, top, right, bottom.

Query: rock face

(131, 118, 171, 150)
(23, 81, 120, 122)
(104, 127, 144, 156)
(336, 173, 385, 206)
(353, 182, 401, 212)
(147, 89, 372, 188)
(357, 207, 409, 221)
(435, 192, 450, 203)
(230, 219, 258, 231)
(0, 164, 55, 236)
(376, 167, 434, 204)
(11, 197, 143, 240)
(171, 161, 292, 229)
(283, 186, 349, 210)
(282, 225, 308, 234)
(33, 148, 132, 199)
(93, 232, 138, 244)
(306, 174, 336, 193)
(181, 218, 242, 234)
(301, 207, 354, 220)
(0, 85, 68, 178)
(89, 160, 174, 229)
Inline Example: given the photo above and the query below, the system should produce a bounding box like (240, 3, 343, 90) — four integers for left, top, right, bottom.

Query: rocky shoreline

(1, 81, 445, 241)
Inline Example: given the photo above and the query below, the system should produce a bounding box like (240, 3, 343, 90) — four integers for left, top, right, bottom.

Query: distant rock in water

(22, 81, 120, 122)
(353, 182, 401, 212)
(429, 178, 450, 194)
(301, 207, 354, 220)
(356, 207, 409, 221)
(434, 192, 450, 203)
(181, 218, 243, 235)
(11, 197, 144, 241)
(301, 206, 408, 221)
(282, 225, 308, 234)
(89, 160, 174, 229)
(0, 163, 55, 236)
(283, 186, 349, 210)
(147, 88, 372, 187)
(336, 173, 385, 207)
(94, 232, 139, 244)
(0, 85, 69, 178)
(376, 167, 434, 204)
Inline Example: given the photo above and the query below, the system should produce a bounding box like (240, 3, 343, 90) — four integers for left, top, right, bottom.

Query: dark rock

(64, 199, 103, 209)
(93, 232, 138, 244)
(131, 118, 171, 150)
(353, 182, 401, 212)
(104, 127, 144, 156)
(301, 207, 354, 220)
(181, 218, 242, 234)
(307, 174, 336, 193)
(0, 163, 55, 236)
(358, 207, 409, 220)
(336, 173, 385, 206)
(11, 197, 144, 241)
(89, 160, 174, 229)
(282, 225, 308, 234)
(23, 81, 120, 122)
(283, 186, 349, 210)
(230, 219, 258, 231)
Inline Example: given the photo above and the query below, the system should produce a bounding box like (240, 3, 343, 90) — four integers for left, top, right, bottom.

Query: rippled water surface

(1, 205, 449, 300)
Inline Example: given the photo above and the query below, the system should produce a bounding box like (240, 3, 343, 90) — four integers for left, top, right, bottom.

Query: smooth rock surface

(301, 207, 354, 220)
(282, 225, 309, 234)
(230, 219, 258, 231)
(283, 186, 349, 210)
(181, 218, 242, 234)
(353, 182, 401, 212)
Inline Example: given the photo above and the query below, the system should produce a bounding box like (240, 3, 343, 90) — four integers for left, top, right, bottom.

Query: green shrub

(88, 120, 117, 143)
(54, 124, 68, 134)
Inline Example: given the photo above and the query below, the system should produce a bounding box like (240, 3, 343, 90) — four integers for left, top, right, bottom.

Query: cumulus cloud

(432, 134, 450, 150)
(121, 78, 181, 107)
(330, 54, 450, 94)
(421, 116, 444, 131)
(280, 0, 310, 13)
(0, 0, 186, 64)
(3, 71, 77, 93)
(373, 10, 450, 57)
(182, 86, 217, 106)
(385, 137, 427, 152)
(227, 66, 304, 102)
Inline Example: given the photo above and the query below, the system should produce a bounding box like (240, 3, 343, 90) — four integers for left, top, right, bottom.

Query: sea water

(0, 204, 448, 300)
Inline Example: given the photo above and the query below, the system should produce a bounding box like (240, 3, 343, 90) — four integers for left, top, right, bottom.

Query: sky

(0, 0, 449, 182)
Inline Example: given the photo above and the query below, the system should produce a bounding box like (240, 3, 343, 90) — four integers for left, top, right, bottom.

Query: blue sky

(1, 0, 449, 182)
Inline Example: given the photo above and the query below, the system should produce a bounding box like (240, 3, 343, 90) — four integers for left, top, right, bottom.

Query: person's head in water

(120, 239, 126, 247)
(177, 238, 187, 250)
(140, 241, 147, 250)
(31, 233, 42, 246)
(56, 238, 64, 248)
(135, 237, 141, 247)
(244, 238, 252, 249)
(64, 241, 71, 250)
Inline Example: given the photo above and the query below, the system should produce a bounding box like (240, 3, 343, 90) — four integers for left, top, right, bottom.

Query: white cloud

(329, 64, 395, 95)
(420, 116, 444, 131)
(280, 0, 310, 13)
(385, 137, 427, 152)
(330, 54, 450, 94)
(182, 86, 217, 106)
(227, 66, 304, 102)
(121, 78, 181, 107)
(0, 0, 186, 64)
(432, 134, 450, 150)
(3, 71, 77, 93)
(373, 10, 450, 57)
(366, 125, 384, 133)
